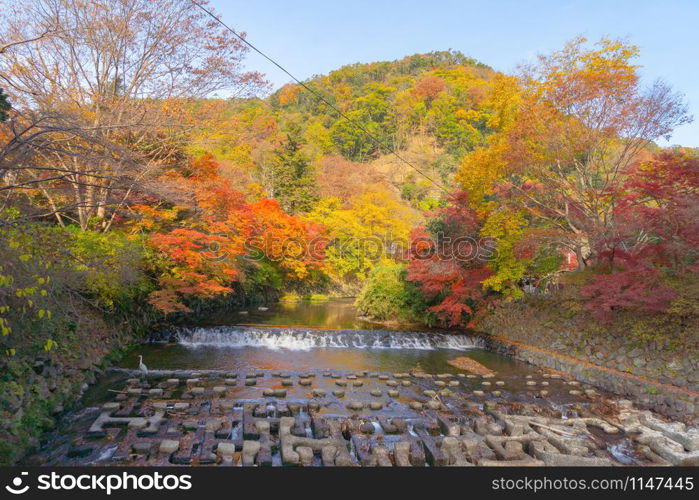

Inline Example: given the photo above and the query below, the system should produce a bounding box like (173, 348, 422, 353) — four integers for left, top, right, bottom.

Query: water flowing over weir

(160, 325, 485, 351)
(133, 322, 498, 373)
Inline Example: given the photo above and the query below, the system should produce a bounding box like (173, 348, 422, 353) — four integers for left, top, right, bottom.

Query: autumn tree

(581, 151, 699, 320)
(135, 153, 328, 313)
(137, 154, 254, 313)
(0, 0, 266, 229)
(458, 37, 690, 278)
(307, 190, 417, 285)
(187, 99, 280, 186)
(406, 191, 492, 327)
(248, 198, 327, 281)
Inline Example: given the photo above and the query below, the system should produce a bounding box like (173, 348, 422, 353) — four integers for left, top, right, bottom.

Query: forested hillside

(178, 51, 497, 294)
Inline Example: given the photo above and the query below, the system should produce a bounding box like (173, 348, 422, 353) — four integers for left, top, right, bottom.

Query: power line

(188, 0, 450, 194)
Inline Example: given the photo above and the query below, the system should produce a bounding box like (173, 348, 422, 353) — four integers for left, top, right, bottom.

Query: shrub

(0, 220, 155, 464)
(307, 294, 329, 302)
(356, 263, 426, 323)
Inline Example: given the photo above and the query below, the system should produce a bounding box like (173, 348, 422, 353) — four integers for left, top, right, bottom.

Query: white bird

(138, 355, 148, 374)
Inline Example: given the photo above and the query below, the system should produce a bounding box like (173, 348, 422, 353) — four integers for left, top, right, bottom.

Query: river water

(119, 298, 529, 376)
(24, 298, 655, 466)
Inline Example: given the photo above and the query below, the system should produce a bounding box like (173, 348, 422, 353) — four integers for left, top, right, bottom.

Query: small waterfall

(166, 325, 483, 351)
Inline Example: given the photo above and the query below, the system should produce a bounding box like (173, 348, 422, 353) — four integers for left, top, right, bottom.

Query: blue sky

(212, 0, 698, 147)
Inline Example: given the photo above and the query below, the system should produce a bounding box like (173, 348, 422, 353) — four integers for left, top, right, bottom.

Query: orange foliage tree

(248, 198, 327, 281)
(134, 154, 326, 314)
(137, 154, 254, 313)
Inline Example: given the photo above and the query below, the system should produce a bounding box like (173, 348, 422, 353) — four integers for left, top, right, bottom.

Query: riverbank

(136, 296, 699, 425)
(481, 334, 698, 423)
(0, 301, 155, 464)
(0, 286, 298, 464)
(478, 295, 699, 423)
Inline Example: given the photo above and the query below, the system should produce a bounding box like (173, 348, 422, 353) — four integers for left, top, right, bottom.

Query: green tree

(356, 263, 426, 322)
(0, 88, 9, 122)
(426, 93, 482, 157)
(330, 83, 396, 161)
(270, 124, 319, 214)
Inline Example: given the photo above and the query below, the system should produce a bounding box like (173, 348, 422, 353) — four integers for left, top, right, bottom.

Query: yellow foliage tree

(307, 190, 417, 282)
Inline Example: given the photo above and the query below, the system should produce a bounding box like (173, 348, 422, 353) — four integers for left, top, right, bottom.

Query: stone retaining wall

(478, 298, 699, 422)
(481, 335, 697, 422)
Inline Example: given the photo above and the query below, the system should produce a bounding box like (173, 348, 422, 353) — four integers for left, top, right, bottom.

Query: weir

(165, 325, 485, 351)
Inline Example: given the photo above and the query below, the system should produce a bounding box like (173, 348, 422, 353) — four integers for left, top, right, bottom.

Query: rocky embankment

(0, 304, 146, 464)
(480, 298, 699, 422)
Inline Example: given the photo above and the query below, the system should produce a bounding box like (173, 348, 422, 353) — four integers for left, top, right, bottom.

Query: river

(23, 298, 666, 466)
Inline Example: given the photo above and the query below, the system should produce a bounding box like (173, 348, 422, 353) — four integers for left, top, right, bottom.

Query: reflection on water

(121, 343, 522, 374)
(201, 298, 401, 330)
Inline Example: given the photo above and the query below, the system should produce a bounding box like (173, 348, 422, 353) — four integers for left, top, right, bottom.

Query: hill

(186, 51, 497, 212)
